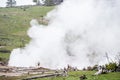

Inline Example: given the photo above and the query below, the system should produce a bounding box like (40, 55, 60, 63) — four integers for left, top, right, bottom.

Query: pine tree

(33, 0, 40, 5)
(6, 0, 16, 7)
(45, 0, 55, 6)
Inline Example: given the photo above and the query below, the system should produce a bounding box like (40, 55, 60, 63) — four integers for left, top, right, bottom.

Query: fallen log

(22, 73, 62, 80)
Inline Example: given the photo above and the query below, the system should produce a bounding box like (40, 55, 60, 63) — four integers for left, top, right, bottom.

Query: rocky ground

(0, 66, 52, 77)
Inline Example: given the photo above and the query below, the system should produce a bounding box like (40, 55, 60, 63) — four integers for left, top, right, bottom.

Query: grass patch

(0, 53, 10, 59)
(33, 71, 120, 80)
(0, 6, 54, 59)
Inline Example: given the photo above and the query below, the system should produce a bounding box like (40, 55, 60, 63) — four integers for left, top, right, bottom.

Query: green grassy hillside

(0, 6, 54, 60)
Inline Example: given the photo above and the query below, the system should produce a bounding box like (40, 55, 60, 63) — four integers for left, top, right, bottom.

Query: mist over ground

(8, 0, 120, 69)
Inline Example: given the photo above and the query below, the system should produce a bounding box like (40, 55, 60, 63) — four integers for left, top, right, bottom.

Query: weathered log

(23, 73, 62, 80)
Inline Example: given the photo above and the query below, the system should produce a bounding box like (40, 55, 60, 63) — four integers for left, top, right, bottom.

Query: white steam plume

(8, 0, 120, 69)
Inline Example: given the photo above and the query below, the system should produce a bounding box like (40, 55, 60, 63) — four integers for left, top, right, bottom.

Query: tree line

(6, 0, 63, 7)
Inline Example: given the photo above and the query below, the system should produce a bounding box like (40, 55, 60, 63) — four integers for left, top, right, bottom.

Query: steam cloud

(8, 0, 120, 69)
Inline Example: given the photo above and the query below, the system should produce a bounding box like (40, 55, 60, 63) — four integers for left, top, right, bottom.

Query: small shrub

(105, 62, 117, 71)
